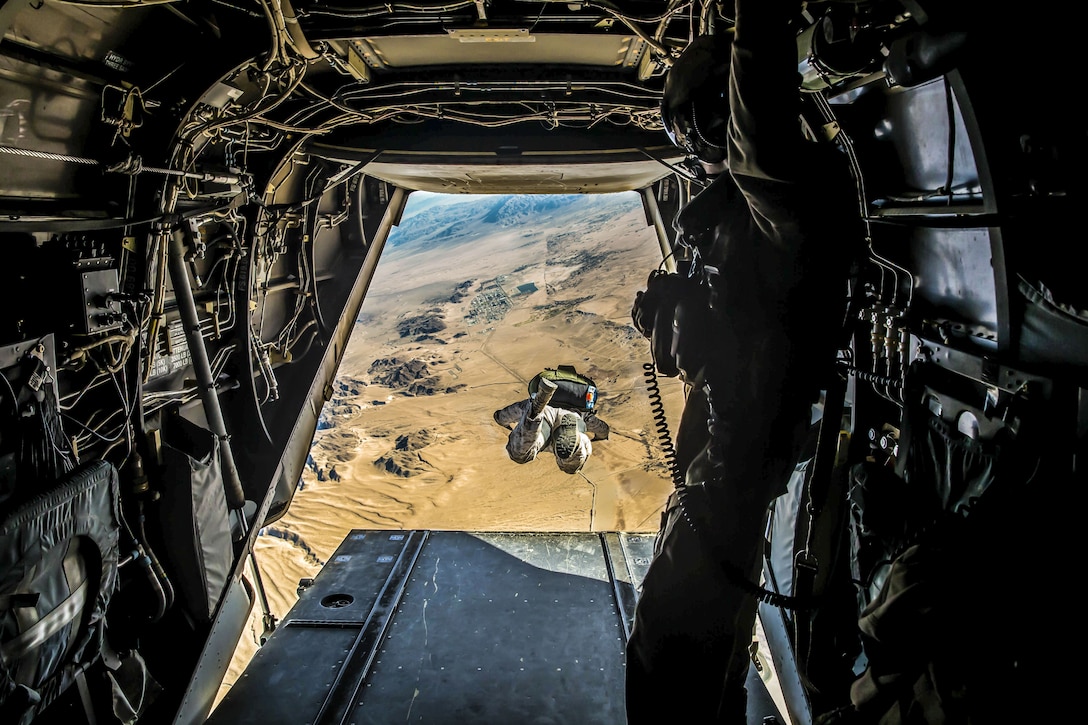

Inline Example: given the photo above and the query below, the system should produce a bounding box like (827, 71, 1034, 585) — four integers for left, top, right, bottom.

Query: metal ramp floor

(209, 530, 785, 724)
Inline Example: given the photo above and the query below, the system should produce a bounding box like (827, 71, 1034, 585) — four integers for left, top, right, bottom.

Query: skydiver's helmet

(660, 33, 733, 165)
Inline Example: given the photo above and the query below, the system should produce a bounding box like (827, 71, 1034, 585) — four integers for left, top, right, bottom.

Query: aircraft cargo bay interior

(0, 1, 1082, 724)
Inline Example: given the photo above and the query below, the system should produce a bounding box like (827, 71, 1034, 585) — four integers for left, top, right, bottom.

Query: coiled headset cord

(644, 362, 683, 487)
(643, 361, 815, 611)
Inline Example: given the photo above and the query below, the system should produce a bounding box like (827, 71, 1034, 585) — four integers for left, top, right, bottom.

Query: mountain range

(388, 192, 645, 251)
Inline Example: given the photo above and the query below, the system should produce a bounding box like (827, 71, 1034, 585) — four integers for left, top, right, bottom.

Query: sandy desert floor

(214, 193, 688, 706)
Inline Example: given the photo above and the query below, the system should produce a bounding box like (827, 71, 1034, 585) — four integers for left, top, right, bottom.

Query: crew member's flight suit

(625, 0, 863, 721)
(494, 398, 609, 475)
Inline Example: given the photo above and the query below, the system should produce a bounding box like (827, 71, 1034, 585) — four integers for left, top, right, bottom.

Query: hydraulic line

(168, 222, 248, 529)
(640, 188, 678, 274)
(247, 551, 278, 643)
(0, 143, 246, 184)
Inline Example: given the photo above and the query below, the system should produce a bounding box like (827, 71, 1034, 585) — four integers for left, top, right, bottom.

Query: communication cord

(643, 362, 816, 611)
(643, 362, 682, 487)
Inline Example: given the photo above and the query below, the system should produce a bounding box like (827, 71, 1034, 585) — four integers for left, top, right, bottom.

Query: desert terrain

(215, 191, 688, 704)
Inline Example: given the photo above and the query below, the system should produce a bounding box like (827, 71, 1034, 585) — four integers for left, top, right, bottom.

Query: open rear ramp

(209, 531, 652, 724)
(210, 530, 784, 724)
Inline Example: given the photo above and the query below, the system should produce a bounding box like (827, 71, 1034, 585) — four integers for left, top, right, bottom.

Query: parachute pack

(528, 365, 598, 411)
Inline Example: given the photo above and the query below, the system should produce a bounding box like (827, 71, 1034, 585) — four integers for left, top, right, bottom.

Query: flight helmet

(660, 33, 734, 165)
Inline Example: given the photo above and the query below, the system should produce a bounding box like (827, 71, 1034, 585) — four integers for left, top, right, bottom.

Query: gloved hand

(631, 269, 670, 339)
(636, 262, 725, 382)
(632, 269, 710, 378)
